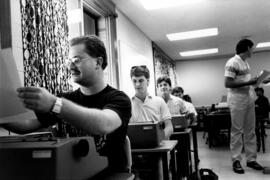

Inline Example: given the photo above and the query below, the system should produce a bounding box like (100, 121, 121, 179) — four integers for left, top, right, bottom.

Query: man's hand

(17, 87, 57, 113)
(249, 76, 259, 85)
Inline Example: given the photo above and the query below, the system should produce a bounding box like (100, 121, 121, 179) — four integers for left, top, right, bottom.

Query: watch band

(51, 97, 62, 114)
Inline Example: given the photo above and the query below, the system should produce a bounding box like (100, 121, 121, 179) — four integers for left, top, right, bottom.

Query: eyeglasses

(65, 57, 91, 66)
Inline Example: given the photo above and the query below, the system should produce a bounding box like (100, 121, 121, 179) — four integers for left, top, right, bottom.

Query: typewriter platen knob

(73, 139, 89, 158)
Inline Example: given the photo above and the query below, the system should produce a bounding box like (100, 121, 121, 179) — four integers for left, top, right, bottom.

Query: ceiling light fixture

(256, 42, 270, 48)
(139, 0, 203, 10)
(167, 28, 218, 41)
(180, 48, 218, 56)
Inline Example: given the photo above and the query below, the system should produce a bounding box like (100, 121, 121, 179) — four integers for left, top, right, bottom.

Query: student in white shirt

(156, 76, 188, 116)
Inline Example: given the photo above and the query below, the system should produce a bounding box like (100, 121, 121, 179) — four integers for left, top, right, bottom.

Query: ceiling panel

(112, 0, 270, 60)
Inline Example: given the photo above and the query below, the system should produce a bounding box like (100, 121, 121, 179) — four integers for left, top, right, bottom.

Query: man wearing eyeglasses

(4, 35, 132, 174)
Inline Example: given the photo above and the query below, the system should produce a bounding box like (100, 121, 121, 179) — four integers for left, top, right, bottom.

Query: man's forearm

(163, 119, 173, 139)
(58, 98, 122, 135)
(225, 79, 254, 88)
(2, 118, 43, 134)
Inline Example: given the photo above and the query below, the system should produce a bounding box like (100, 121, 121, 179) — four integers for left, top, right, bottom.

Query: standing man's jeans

(229, 101, 257, 163)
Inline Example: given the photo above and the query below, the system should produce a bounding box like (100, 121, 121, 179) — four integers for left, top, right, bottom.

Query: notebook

(127, 121, 165, 148)
(171, 115, 188, 132)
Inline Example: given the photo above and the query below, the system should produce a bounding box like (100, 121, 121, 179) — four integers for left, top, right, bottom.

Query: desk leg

(191, 127, 199, 173)
(162, 153, 169, 180)
(170, 149, 177, 180)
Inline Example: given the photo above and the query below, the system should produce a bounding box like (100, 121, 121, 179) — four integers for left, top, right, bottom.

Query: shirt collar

(132, 93, 152, 100)
(235, 54, 244, 61)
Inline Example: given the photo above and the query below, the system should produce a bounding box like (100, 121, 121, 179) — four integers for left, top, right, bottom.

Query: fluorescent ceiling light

(139, 0, 203, 10)
(167, 28, 218, 41)
(180, 48, 218, 57)
(256, 42, 270, 48)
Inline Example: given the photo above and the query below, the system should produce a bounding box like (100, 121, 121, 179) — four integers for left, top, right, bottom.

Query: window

(83, 0, 119, 87)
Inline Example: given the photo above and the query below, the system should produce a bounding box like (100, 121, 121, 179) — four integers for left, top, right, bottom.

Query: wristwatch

(51, 97, 63, 114)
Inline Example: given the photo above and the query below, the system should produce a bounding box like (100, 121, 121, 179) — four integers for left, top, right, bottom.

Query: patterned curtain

(20, 0, 70, 95)
(153, 46, 178, 88)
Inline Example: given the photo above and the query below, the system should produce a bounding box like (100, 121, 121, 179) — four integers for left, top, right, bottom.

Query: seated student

(3, 35, 132, 174)
(130, 66, 173, 139)
(171, 86, 184, 99)
(182, 94, 198, 124)
(130, 65, 173, 180)
(255, 87, 270, 120)
(156, 76, 188, 116)
(255, 87, 270, 151)
(182, 94, 198, 116)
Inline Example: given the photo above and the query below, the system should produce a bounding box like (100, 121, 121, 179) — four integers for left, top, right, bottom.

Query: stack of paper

(254, 70, 270, 87)
(0, 48, 36, 124)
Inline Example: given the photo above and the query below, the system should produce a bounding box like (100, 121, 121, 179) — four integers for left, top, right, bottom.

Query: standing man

(224, 39, 263, 174)
(4, 35, 132, 174)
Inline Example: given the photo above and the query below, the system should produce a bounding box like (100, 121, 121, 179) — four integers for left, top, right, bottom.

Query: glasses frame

(65, 57, 91, 66)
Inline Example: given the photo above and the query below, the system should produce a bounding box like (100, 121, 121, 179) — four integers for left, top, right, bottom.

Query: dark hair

(130, 65, 150, 79)
(157, 76, 172, 87)
(236, 39, 254, 54)
(172, 86, 184, 94)
(255, 87, 264, 94)
(183, 94, 192, 103)
(69, 35, 107, 69)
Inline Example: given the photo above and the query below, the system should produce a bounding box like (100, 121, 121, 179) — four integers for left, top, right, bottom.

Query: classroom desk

(205, 112, 231, 148)
(131, 140, 178, 180)
(170, 128, 192, 178)
(90, 172, 135, 180)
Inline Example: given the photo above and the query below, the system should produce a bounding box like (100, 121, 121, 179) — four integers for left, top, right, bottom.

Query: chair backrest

(124, 136, 132, 173)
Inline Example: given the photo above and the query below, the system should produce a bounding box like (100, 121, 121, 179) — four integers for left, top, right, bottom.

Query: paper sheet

(254, 70, 270, 87)
(263, 81, 270, 87)
(0, 48, 36, 124)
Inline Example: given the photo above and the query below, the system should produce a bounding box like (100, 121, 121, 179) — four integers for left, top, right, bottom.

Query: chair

(94, 136, 135, 180)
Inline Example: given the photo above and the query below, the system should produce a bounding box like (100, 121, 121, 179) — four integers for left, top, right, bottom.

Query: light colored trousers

(229, 101, 257, 163)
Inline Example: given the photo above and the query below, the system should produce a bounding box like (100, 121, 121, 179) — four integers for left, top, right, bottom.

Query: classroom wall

(115, 9, 155, 98)
(175, 51, 270, 107)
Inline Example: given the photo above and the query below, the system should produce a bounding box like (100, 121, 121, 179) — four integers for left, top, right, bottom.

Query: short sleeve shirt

(224, 55, 255, 105)
(167, 95, 188, 115)
(130, 95, 171, 123)
(184, 101, 198, 116)
(37, 85, 132, 171)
